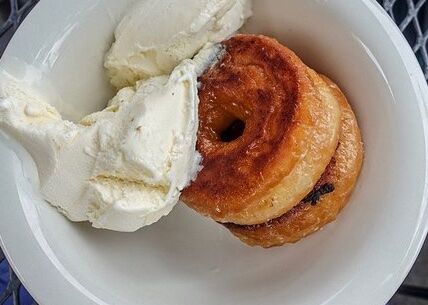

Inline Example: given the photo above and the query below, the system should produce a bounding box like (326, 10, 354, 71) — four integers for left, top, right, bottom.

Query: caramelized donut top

(182, 35, 306, 217)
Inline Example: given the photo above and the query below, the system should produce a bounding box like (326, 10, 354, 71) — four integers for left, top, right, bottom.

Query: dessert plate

(0, 1, 427, 305)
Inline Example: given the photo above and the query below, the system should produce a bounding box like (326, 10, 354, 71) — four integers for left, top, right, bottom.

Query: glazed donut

(225, 76, 364, 247)
(181, 35, 342, 225)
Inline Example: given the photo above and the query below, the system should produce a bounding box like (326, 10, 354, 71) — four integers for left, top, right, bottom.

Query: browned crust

(181, 34, 341, 224)
(225, 77, 364, 248)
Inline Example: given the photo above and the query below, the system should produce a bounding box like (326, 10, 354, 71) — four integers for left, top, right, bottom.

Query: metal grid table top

(0, 0, 427, 305)
(382, 0, 428, 79)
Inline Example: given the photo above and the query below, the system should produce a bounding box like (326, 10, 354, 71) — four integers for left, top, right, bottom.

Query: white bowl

(1, 0, 428, 305)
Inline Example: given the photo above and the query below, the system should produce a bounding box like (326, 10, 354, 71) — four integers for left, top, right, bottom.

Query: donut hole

(219, 119, 246, 142)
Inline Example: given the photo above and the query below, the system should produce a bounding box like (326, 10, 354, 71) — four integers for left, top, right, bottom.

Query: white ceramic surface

(0, 0, 427, 305)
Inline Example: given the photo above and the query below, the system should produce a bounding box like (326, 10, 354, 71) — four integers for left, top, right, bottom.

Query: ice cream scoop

(105, 0, 251, 88)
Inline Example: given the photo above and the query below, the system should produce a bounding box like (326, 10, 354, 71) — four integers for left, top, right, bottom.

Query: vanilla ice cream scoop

(0, 0, 250, 231)
(0, 59, 203, 232)
(105, 0, 251, 88)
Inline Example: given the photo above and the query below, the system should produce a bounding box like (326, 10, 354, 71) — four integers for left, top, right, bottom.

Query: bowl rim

(368, 1, 428, 304)
(0, 0, 427, 305)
